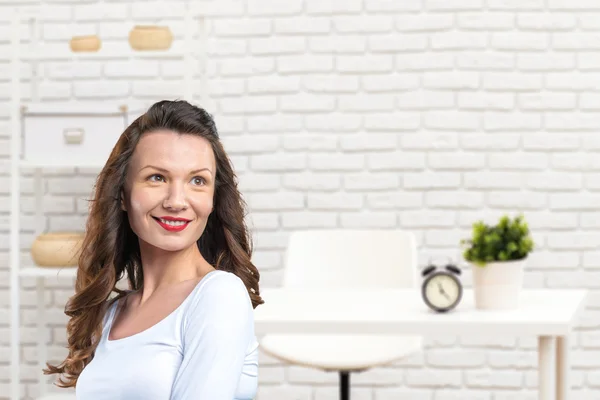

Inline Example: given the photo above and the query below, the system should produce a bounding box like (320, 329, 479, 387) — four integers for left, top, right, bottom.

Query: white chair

(259, 229, 423, 400)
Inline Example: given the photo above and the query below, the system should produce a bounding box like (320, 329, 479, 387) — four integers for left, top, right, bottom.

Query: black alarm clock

(421, 258, 463, 313)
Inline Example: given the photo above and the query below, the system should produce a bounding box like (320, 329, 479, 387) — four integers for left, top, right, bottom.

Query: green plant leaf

(460, 213, 535, 265)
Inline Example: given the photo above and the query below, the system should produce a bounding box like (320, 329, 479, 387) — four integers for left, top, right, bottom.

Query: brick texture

(0, 1, 598, 399)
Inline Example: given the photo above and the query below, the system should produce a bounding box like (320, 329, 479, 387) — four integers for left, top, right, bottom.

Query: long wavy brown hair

(43, 100, 264, 388)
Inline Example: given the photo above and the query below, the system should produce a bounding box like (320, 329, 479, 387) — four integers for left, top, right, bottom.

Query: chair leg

(340, 371, 350, 400)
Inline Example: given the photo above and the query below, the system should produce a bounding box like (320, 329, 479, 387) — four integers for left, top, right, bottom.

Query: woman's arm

(170, 273, 254, 400)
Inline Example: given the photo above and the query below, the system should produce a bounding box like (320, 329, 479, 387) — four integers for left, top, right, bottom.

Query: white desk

(254, 288, 588, 400)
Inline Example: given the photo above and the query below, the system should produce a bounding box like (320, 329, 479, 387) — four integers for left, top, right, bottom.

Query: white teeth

(159, 218, 188, 226)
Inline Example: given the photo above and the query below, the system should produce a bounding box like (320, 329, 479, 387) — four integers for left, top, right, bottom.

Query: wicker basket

(31, 232, 84, 267)
(129, 25, 173, 51)
(69, 35, 101, 52)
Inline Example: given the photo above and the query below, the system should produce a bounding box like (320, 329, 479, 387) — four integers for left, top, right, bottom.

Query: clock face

(423, 272, 462, 312)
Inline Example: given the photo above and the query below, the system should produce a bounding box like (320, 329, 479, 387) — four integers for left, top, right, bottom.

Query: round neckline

(106, 269, 222, 345)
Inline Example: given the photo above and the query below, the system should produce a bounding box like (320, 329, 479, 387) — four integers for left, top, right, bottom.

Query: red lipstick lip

(153, 216, 191, 232)
(155, 216, 191, 222)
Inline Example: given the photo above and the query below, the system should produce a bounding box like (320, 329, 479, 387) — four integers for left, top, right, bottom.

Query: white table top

(254, 288, 588, 337)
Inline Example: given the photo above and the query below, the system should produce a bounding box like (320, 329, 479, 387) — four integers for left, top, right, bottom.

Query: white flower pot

(471, 258, 526, 310)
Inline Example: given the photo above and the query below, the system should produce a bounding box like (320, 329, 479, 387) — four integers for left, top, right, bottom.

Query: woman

(44, 100, 264, 399)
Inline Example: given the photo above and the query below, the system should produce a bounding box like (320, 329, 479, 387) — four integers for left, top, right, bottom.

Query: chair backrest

(281, 229, 418, 289)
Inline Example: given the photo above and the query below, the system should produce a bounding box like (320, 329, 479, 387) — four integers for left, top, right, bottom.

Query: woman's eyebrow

(189, 168, 213, 176)
(138, 165, 213, 176)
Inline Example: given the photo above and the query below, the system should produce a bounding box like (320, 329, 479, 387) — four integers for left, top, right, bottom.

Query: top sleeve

(170, 273, 254, 400)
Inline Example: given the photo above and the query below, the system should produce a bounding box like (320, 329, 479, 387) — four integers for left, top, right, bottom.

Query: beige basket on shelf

(31, 232, 85, 267)
(69, 35, 101, 52)
(128, 25, 173, 51)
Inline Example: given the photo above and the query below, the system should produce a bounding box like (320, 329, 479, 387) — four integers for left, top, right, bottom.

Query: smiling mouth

(153, 216, 190, 225)
(152, 216, 191, 231)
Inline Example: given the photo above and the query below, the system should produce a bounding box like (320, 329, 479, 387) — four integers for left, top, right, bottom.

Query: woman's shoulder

(187, 270, 251, 312)
(204, 269, 245, 288)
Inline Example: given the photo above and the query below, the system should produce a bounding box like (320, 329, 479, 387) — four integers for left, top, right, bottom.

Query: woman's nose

(162, 183, 188, 210)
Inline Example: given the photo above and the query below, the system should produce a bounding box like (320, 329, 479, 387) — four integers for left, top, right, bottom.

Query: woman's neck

(136, 241, 214, 301)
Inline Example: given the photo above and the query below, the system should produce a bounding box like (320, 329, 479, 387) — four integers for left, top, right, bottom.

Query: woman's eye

(191, 176, 206, 186)
(148, 174, 165, 182)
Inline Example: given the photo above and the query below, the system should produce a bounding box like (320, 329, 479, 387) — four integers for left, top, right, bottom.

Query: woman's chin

(147, 238, 196, 253)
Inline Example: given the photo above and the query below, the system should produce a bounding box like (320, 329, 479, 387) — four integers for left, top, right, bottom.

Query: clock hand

(437, 282, 448, 295)
(437, 282, 451, 301)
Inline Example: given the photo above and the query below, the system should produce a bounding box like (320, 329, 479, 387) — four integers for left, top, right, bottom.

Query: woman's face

(122, 130, 216, 252)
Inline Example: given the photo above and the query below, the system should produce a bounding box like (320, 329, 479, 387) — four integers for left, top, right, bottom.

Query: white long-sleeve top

(76, 269, 259, 400)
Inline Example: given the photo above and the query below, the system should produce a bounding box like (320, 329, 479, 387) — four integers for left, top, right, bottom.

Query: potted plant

(461, 214, 535, 310)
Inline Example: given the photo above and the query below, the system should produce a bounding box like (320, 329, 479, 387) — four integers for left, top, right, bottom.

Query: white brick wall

(1, 0, 599, 399)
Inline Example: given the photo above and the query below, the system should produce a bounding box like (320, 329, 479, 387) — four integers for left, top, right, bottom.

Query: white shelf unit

(9, 7, 207, 400)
